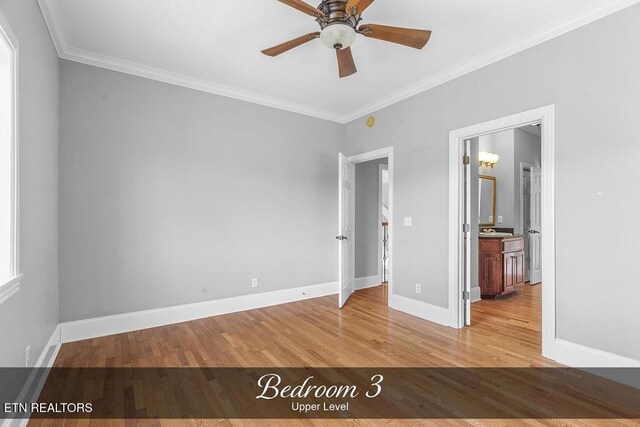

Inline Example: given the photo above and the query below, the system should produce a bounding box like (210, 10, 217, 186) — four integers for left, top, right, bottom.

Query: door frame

(339, 146, 394, 305)
(448, 105, 556, 359)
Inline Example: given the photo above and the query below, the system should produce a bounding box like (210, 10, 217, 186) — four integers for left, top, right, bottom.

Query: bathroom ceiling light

(479, 152, 499, 168)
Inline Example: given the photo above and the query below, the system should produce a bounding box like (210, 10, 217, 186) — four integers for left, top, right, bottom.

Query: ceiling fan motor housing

(317, 0, 359, 49)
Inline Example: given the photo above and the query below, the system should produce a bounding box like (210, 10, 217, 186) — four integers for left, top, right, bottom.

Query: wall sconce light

(479, 151, 499, 168)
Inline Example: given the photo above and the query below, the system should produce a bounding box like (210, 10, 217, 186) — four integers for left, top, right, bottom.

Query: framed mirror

(479, 175, 496, 227)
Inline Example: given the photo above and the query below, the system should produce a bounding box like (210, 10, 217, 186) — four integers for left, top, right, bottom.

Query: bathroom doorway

(448, 106, 556, 359)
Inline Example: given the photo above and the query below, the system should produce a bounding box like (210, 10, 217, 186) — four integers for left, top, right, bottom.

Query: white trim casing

(0, 8, 21, 307)
(0, 274, 22, 306)
(448, 105, 556, 359)
(346, 147, 394, 307)
(36, 0, 640, 124)
(2, 326, 61, 427)
(60, 281, 337, 343)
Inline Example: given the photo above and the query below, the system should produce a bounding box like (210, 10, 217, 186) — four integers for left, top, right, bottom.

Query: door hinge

(463, 223, 470, 233)
(463, 291, 470, 301)
(463, 155, 470, 165)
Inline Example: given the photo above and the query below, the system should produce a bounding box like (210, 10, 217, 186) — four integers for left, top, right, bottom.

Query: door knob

(336, 235, 348, 241)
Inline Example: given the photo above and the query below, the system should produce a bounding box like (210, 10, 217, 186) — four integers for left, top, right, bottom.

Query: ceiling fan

(261, 0, 432, 78)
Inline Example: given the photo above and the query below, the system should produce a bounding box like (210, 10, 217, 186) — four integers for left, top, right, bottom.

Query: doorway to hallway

(337, 147, 394, 309)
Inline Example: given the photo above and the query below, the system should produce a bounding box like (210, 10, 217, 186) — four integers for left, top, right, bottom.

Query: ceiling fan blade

(346, 0, 375, 16)
(336, 47, 357, 78)
(261, 32, 320, 57)
(276, 0, 325, 17)
(359, 24, 432, 49)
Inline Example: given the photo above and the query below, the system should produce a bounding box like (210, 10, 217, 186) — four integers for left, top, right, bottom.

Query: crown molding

(341, 0, 640, 123)
(38, 0, 640, 125)
(35, 0, 346, 123)
(60, 46, 346, 123)
(37, 0, 68, 55)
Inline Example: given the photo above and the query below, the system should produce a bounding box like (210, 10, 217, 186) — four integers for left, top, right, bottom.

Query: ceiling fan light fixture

(320, 23, 356, 50)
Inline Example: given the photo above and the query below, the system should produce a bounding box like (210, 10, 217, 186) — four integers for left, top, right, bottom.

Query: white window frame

(0, 10, 21, 306)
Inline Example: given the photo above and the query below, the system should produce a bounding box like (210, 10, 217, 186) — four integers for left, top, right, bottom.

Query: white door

(529, 167, 542, 284)
(338, 153, 355, 308)
(463, 140, 471, 325)
(522, 170, 531, 282)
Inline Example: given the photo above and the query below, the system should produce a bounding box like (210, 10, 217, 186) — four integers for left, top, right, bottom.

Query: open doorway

(449, 106, 556, 359)
(337, 147, 393, 309)
(462, 125, 544, 349)
(470, 124, 542, 301)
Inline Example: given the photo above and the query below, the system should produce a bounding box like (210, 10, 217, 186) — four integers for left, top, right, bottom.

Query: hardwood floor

(53, 284, 550, 369)
(30, 284, 637, 426)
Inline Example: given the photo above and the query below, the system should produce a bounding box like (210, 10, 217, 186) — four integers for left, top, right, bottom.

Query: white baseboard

(60, 281, 337, 343)
(389, 294, 451, 327)
(355, 275, 381, 290)
(555, 339, 640, 368)
(2, 325, 61, 427)
(470, 287, 481, 303)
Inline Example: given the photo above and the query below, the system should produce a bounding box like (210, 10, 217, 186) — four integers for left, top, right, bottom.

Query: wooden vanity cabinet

(479, 236, 525, 298)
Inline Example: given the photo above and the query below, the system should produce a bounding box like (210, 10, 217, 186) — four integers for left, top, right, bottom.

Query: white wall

(343, 4, 640, 360)
(59, 60, 342, 322)
(0, 0, 59, 366)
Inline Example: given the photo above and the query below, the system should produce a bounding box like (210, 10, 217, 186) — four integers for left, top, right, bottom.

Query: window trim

(0, 10, 21, 305)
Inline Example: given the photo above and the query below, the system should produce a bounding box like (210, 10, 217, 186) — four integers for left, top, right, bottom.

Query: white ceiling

(38, 0, 637, 122)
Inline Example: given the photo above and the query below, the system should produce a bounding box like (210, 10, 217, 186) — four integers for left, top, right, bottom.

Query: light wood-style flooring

(31, 284, 638, 426)
(53, 284, 550, 369)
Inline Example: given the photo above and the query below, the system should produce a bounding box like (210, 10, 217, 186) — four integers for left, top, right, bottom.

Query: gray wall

(343, 4, 640, 360)
(479, 130, 515, 229)
(0, 0, 59, 366)
(59, 61, 342, 322)
(354, 158, 387, 279)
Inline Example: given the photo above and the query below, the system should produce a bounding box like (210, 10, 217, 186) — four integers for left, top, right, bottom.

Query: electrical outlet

(251, 278, 258, 288)
(497, 216, 503, 224)
(404, 217, 412, 227)
(25, 345, 30, 367)
(415, 284, 422, 294)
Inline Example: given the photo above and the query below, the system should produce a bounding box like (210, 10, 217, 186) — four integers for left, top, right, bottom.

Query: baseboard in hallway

(354, 275, 381, 290)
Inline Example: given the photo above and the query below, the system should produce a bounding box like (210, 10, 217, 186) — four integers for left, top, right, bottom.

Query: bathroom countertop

(478, 234, 524, 240)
